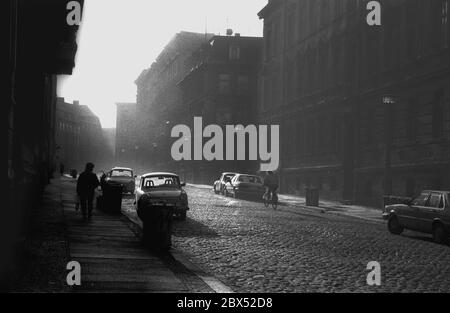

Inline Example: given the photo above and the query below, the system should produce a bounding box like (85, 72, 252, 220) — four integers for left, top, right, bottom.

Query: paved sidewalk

(59, 177, 216, 292)
(189, 184, 383, 223)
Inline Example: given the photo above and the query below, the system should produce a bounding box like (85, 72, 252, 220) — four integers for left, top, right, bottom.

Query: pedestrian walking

(76, 162, 100, 220)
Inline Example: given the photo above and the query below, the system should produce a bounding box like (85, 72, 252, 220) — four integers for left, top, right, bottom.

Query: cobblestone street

(123, 186, 450, 293)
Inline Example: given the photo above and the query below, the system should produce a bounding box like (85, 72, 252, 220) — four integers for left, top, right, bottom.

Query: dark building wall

(258, 0, 450, 206)
(4, 0, 83, 281)
(258, 0, 361, 202)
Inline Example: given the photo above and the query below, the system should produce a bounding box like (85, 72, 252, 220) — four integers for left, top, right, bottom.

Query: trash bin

(140, 206, 174, 251)
(101, 183, 123, 214)
(305, 187, 319, 207)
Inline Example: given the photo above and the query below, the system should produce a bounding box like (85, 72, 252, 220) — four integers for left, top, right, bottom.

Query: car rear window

(111, 170, 133, 177)
(143, 176, 180, 188)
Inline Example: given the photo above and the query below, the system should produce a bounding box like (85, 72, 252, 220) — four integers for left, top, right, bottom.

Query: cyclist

(263, 171, 279, 203)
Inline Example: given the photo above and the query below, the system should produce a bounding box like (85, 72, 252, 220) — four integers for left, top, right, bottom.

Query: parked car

(105, 167, 136, 194)
(135, 172, 189, 221)
(224, 174, 266, 199)
(213, 172, 236, 195)
(383, 190, 450, 244)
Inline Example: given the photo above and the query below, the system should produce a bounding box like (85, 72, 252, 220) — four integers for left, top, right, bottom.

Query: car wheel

(224, 187, 229, 197)
(433, 223, 447, 244)
(213, 185, 218, 194)
(387, 215, 403, 235)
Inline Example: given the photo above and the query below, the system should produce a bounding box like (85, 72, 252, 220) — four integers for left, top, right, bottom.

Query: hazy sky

(58, 0, 267, 128)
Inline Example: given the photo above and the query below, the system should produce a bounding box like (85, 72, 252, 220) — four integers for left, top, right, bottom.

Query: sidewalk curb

(170, 249, 234, 293)
(121, 211, 234, 293)
(280, 202, 384, 224)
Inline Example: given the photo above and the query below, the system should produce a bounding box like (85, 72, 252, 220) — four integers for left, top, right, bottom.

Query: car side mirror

(181, 182, 186, 187)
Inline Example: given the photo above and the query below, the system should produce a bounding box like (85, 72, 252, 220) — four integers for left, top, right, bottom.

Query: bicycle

(263, 190, 278, 210)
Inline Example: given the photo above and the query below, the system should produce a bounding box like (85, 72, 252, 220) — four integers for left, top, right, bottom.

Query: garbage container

(100, 183, 123, 214)
(139, 206, 174, 251)
(305, 187, 319, 207)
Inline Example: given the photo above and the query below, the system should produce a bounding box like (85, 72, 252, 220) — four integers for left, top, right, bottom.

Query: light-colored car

(383, 190, 450, 244)
(224, 174, 266, 199)
(135, 172, 189, 221)
(213, 172, 236, 195)
(105, 167, 136, 194)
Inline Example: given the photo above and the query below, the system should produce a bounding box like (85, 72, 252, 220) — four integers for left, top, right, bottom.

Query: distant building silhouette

(115, 102, 137, 169)
(56, 98, 111, 174)
(134, 31, 215, 173)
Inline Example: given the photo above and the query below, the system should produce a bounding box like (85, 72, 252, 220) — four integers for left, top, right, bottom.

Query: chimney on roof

(226, 28, 233, 36)
(235, 33, 241, 37)
(73, 100, 80, 106)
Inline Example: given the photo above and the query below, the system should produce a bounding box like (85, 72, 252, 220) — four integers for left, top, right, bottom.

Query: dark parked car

(224, 174, 265, 199)
(135, 172, 189, 221)
(383, 190, 450, 244)
(105, 167, 136, 194)
(213, 172, 236, 195)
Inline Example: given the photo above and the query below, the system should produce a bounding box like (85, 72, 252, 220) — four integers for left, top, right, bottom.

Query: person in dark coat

(76, 162, 100, 220)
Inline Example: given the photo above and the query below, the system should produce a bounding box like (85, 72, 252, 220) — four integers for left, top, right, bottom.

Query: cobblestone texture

(123, 186, 450, 293)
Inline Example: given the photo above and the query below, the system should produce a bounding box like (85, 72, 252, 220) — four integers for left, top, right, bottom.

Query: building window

(237, 75, 249, 95)
(406, 2, 417, 60)
(272, 19, 280, 57)
(265, 27, 272, 61)
(317, 176, 323, 191)
(442, 0, 449, 47)
(286, 64, 295, 101)
(329, 176, 337, 191)
(365, 108, 374, 146)
(286, 11, 295, 45)
(229, 45, 240, 60)
(406, 178, 415, 197)
(364, 180, 373, 198)
(433, 90, 445, 138)
(297, 53, 306, 97)
(407, 99, 418, 141)
(218, 74, 231, 95)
